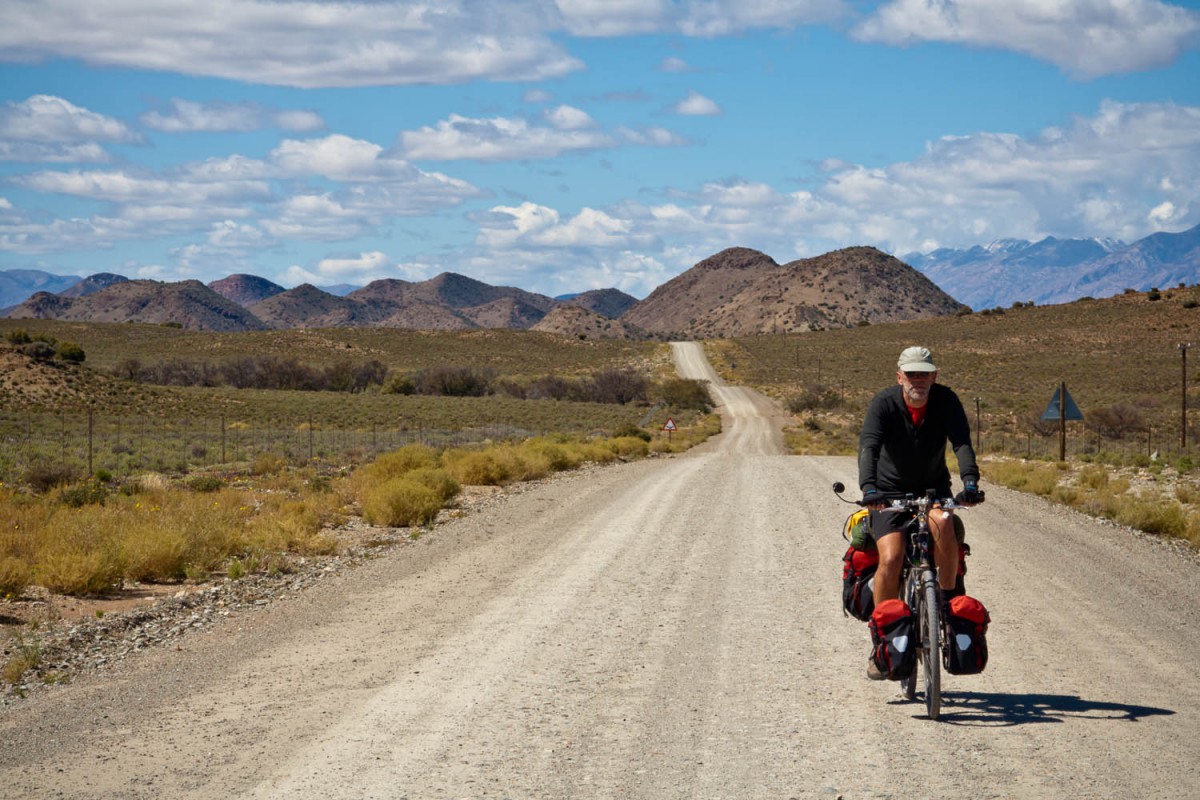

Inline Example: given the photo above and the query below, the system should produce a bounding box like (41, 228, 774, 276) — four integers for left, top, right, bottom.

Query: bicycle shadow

(893, 691, 1175, 726)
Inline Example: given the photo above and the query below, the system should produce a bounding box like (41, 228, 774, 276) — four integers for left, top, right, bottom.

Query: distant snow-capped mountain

(903, 225, 1198, 309)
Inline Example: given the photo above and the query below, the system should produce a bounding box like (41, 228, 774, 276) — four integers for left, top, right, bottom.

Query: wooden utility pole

(1180, 343, 1192, 449)
(1058, 381, 1067, 462)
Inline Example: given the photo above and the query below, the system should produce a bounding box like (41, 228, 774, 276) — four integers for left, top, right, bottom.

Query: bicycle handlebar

(831, 481, 980, 510)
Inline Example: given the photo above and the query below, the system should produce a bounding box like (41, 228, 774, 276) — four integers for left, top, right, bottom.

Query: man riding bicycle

(858, 346, 983, 680)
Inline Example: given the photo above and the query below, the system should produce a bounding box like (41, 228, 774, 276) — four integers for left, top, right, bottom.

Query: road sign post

(1041, 382, 1083, 461)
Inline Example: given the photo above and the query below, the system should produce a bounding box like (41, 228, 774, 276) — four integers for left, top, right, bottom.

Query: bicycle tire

(900, 570, 918, 700)
(921, 573, 941, 719)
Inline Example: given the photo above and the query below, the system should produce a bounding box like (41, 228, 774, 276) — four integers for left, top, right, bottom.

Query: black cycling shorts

(867, 508, 965, 544)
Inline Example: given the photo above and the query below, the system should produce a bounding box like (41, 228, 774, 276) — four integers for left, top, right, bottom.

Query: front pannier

(869, 599, 916, 680)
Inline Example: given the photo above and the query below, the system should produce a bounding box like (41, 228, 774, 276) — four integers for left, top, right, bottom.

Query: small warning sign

(662, 417, 677, 432)
(1041, 385, 1083, 421)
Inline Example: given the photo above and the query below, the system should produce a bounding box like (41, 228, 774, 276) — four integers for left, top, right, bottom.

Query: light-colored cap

(897, 346, 937, 372)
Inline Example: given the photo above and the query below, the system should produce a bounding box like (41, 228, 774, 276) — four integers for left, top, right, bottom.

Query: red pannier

(944, 595, 990, 675)
(841, 545, 879, 621)
(869, 599, 916, 680)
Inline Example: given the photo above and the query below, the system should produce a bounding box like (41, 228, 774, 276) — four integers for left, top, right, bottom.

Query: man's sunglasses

(903, 371, 933, 379)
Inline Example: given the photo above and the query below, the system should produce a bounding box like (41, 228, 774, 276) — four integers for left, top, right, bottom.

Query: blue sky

(1, 0, 1198, 299)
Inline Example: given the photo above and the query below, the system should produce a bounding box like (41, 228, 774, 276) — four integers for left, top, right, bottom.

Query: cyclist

(858, 346, 983, 680)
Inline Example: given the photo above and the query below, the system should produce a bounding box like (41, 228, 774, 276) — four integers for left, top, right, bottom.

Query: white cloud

(616, 126, 690, 147)
(555, 0, 846, 37)
(544, 105, 597, 131)
(283, 252, 431, 286)
(659, 56, 691, 72)
(400, 113, 616, 161)
(855, 0, 1200, 78)
(0, 0, 582, 88)
(140, 98, 326, 133)
(523, 89, 553, 104)
(0, 95, 138, 162)
(0, 142, 111, 163)
(0, 95, 138, 143)
(675, 91, 721, 116)
(476, 201, 657, 249)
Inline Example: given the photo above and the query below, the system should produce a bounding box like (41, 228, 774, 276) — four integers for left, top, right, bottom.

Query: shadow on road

(892, 691, 1175, 726)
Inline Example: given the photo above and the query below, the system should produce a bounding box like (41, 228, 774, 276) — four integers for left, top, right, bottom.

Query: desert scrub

(985, 460, 1061, 496)
(360, 477, 444, 527)
(2, 633, 40, 685)
(244, 495, 339, 556)
(1112, 491, 1191, 539)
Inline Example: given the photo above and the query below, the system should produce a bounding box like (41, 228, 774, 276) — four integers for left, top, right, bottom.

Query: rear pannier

(841, 545, 879, 621)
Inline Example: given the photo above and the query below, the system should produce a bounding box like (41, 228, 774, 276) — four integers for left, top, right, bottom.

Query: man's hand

(861, 489, 886, 510)
(955, 481, 985, 505)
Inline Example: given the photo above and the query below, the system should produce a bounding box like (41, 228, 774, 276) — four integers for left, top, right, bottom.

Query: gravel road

(2, 342, 1198, 799)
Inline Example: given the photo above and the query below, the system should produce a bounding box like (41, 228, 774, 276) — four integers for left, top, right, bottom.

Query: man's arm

(858, 394, 885, 496)
(945, 393, 980, 486)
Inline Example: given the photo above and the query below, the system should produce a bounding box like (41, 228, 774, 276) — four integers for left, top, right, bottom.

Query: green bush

(58, 480, 109, 508)
(188, 475, 225, 493)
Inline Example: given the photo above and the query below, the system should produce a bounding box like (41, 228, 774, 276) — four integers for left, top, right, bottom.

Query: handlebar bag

(869, 599, 916, 680)
(841, 545, 879, 621)
(944, 595, 990, 675)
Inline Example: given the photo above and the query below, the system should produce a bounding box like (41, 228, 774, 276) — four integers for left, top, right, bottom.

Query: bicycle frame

(896, 492, 946, 719)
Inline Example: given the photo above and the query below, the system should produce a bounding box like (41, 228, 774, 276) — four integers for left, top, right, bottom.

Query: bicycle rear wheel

(920, 574, 942, 719)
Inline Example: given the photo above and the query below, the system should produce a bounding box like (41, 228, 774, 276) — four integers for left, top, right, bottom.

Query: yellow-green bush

(361, 476, 444, 527)
(606, 435, 650, 459)
(0, 556, 32, 597)
(403, 467, 461, 503)
(33, 513, 123, 595)
(1113, 492, 1190, 538)
(365, 444, 440, 481)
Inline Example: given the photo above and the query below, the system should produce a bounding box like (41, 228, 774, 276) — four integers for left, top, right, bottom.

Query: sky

(1, 0, 1199, 300)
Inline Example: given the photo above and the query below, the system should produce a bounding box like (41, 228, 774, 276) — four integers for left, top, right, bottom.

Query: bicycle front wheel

(921, 573, 942, 719)
(900, 570, 919, 700)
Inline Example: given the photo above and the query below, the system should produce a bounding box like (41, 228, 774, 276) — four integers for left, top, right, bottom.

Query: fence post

(87, 408, 94, 476)
(221, 415, 227, 464)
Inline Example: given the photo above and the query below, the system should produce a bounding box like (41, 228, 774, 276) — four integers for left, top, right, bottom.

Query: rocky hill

(7, 280, 268, 332)
(623, 246, 965, 338)
(557, 288, 639, 318)
(208, 274, 286, 306)
(531, 305, 648, 340)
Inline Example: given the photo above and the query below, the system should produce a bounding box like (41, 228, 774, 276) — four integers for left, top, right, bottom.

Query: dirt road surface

(2, 342, 1198, 799)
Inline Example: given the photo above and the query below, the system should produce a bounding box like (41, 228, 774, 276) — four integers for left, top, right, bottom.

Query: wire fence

(0, 410, 541, 485)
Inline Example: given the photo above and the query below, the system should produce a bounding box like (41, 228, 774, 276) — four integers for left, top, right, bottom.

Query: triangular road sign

(1041, 385, 1083, 421)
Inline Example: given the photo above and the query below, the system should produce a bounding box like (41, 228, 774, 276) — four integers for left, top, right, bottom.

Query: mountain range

(1, 246, 966, 339)
(2, 224, 1197, 338)
(902, 222, 1200, 309)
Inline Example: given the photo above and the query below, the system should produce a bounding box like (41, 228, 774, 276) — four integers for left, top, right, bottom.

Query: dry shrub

(606, 436, 650, 459)
(34, 512, 123, 595)
(521, 437, 583, 472)
(251, 452, 288, 476)
(1113, 492, 1190, 538)
(403, 467, 461, 503)
(0, 556, 32, 597)
(361, 477, 443, 527)
(244, 493, 339, 555)
(442, 448, 518, 486)
(366, 444, 440, 481)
